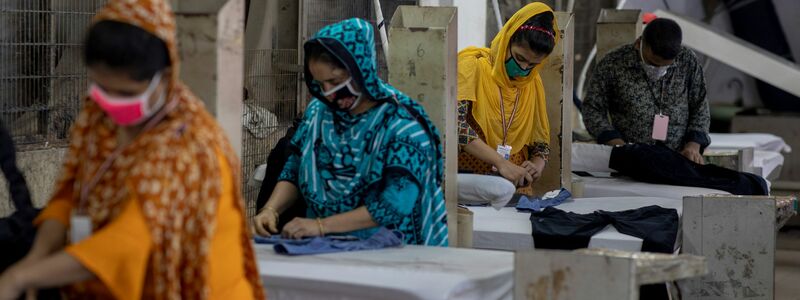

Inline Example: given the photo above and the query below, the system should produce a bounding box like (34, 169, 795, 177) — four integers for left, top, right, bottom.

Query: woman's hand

(521, 160, 542, 182)
(7, 219, 68, 300)
(0, 268, 25, 300)
(252, 182, 301, 237)
(522, 157, 546, 183)
(252, 206, 280, 237)
(281, 218, 323, 239)
(497, 160, 533, 187)
(0, 251, 92, 299)
(6, 255, 45, 300)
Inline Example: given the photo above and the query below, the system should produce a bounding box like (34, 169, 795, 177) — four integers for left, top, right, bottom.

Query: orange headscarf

(457, 2, 558, 154)
(93, 0, 182, 96)
(52, 0, 264, 299)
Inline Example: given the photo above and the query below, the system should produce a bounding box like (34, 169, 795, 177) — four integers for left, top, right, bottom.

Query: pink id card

(652, 114, 669, 141)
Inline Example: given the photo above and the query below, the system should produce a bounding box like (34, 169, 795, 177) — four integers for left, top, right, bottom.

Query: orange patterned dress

(34, 0, 264, 299)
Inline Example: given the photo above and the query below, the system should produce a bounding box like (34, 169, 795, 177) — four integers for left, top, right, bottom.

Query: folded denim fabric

(254, 227, 403, 255)
(515, 188, 572, 212)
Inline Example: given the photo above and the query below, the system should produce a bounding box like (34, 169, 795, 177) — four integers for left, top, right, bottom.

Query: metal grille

(0, 0, 106, 148)
(242, 49, 299, 217)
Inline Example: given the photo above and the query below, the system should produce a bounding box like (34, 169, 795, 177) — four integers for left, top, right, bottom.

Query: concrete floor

(777, 227, 800, 300)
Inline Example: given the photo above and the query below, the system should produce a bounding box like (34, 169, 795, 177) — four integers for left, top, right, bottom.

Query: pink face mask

(89, 72, 165, 126)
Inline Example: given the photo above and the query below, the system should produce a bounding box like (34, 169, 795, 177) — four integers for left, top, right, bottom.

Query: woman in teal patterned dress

(252, 18, 448, 246)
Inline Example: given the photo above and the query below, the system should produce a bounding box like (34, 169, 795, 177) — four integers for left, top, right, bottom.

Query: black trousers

(530, 205, 680, 300)
(610, 143, 768, 195)
(1, 120, 37, 271)
(530, 205, 679, 253)
(0, 121, 32, 214)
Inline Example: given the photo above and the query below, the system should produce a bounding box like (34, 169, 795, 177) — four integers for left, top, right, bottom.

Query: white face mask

(640, 39, 670, 81)
(321, 77, 363, 111)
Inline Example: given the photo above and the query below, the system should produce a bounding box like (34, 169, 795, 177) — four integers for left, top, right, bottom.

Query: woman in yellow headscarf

(458, 2, 559, 195)
(0, 0, 263, 299)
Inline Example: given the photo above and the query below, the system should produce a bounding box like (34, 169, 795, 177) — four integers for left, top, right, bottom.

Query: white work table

(471, 197, 682, 252)
(256, 244, 513, 300)
(578, 176, 729, 200)
(707, 133, 791, 153)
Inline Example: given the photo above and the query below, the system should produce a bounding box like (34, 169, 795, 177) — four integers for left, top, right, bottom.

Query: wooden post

(388, 6, 459, 246)
(596, 9, 642, 62)
(682, 195, 779, 300)
(731, 115, 800, 187)
(515, 249, 707, 300)
(174, 0, 245, 156)
(516, 250, 637, 300)
(535, 11, 573, 195)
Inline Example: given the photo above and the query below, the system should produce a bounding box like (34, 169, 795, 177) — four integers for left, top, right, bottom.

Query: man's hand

(681, 142, 705, 164)
(606, 138, 625, 146)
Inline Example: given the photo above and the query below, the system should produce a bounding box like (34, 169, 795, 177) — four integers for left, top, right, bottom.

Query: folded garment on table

(254, 227, 403, 255)
(610, 143, 769, 195)
(516, 188, 572, 212)
(529, 203, 679, 300)
(530, 205, 679, 253)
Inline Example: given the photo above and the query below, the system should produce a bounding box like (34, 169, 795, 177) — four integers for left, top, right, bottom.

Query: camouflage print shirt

(583, 44, 710, 151)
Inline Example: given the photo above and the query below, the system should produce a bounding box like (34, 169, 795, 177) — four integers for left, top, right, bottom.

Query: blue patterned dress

(278, 18, 448, 246)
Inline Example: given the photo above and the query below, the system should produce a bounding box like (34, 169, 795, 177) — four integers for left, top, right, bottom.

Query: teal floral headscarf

(279, 18, 448, 246)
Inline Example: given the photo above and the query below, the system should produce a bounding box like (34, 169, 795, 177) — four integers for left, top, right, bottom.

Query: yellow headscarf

(457, 2, 559, 155)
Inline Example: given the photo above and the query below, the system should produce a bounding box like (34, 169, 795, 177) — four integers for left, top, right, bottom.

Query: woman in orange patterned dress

(0, 1, 264, 299)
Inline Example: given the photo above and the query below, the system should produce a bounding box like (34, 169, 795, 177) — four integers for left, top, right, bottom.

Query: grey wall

(622, 0, 800, 108)
(0, 148, 66, 217)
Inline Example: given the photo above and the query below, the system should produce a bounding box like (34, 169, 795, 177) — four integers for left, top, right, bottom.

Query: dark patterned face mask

(320, 78, 363, 111)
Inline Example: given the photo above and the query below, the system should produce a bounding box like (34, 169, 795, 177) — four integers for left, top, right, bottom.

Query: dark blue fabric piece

(610, 143, 769, 195)
(254, 227, 404, 256)
(529, 205, 679, 253)
(596, 129, 623, 145)
(516, 188, 572, 212)
(253, 235, 360, 245)
(529, 204, 679, 300)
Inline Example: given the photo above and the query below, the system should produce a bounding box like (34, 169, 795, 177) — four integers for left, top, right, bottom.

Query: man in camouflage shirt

(583, 18, 710, 164)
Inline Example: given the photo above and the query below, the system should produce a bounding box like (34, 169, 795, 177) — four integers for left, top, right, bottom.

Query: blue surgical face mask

(505, 55, 532, 78)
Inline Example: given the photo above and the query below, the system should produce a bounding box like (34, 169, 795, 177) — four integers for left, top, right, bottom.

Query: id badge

(496, 144, 512, 160)
(70, 213, 92, 244)
(652, 114, 669, 141)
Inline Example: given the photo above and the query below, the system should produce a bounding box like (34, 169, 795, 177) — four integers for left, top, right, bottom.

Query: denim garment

(515, 188, 572, 212)
(255, 227, 403, 256)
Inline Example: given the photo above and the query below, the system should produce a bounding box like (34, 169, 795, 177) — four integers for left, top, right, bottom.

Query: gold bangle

(316, 217, 326, 236)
